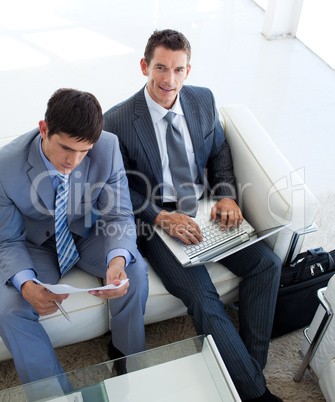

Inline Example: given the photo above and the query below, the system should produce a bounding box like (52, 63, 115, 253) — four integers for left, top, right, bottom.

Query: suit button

(46, 231, 50, 237)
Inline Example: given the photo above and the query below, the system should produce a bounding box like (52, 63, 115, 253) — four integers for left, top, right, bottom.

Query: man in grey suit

(103, 30, 283, 401)
(0, 89, 148, 388)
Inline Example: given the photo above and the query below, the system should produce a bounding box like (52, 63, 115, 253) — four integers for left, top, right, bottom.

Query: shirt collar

(39, 137, 65, 179)
(144, 86, 184, 124)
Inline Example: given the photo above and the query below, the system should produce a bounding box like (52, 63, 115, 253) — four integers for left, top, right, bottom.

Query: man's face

(140, 46, 191, 109)
(39, 121, 93, 175)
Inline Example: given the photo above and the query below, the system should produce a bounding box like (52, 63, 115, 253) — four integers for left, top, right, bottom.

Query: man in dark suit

(103, 30, 282, 402)
(0, 89, 148, 388)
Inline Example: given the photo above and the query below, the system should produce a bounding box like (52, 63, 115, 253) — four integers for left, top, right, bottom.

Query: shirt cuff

(10, 269, 36, 293)
(107, 248, 132, 268)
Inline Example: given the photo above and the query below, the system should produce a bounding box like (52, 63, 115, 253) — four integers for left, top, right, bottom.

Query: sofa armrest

(219, 105, 319, 263)
(319, 358, 335, 402)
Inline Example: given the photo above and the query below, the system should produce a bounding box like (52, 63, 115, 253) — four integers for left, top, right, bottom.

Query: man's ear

(140, 58, 148, 76)
(185, 64, 192, 80)
(39, 120, 48, 140)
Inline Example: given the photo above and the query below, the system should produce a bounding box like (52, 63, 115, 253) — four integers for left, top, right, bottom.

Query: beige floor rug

(0, 192, 333, 401)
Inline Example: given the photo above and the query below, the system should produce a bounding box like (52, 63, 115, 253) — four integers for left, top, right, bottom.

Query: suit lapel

(27, 135, 55, 215)
(180, 89, 205, 180)
(133, 89, 163, 186)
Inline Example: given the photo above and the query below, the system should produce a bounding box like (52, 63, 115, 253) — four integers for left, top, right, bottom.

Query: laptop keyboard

(179, 220, 246, 259)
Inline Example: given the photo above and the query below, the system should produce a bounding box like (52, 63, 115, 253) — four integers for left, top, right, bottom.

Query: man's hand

(211, 198, 244, 230)
(21, 281, 69, 316)
(154, 210, 203, 245)
(89, 256, 129, 300)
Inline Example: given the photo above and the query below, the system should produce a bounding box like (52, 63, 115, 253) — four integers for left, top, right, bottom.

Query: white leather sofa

(297, 274, 335, 401)
(319, 359, 335, 402)
(0, 104, 319, 362)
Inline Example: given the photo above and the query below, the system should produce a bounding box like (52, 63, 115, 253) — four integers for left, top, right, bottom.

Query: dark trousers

(140, 231, 281, 400)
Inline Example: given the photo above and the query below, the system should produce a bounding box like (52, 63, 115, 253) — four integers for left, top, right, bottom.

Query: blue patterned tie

(55, 173, 79, 277)
(164, 111, 198, 217)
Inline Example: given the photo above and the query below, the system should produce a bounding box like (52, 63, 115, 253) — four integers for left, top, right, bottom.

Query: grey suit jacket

(0, 129, 137, 282)
(103, 85, 237, 225)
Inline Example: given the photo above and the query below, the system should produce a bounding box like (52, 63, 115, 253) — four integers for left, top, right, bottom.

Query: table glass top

(0, 335, 240, 402)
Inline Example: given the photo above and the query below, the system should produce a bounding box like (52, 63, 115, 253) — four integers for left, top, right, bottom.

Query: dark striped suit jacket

(104, 85, 282, 400)
(103, 85, 237, 224)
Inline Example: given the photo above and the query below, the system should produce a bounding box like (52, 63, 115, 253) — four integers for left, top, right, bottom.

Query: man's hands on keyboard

(154, 210, 203, 245)
(211, 199, 244, 230)
(180, 220, 245, 258)
(154, 198, 244, 246)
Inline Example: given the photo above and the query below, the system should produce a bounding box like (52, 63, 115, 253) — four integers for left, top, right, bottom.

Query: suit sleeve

(207, 113, 237, 200)
(95, 136, 139, 259)
(205, 97, 237, 201)
(103, 111, 163, 225)
(0, 179, 35, 282)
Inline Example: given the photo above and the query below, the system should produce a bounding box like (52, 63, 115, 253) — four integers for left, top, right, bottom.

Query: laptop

(154, 198, 288, 267)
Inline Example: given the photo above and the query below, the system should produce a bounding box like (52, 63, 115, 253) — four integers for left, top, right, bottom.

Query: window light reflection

(23, 28, 135, 61)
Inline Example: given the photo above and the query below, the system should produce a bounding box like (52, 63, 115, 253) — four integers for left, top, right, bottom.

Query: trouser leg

(75, 236, 149, 356)
(141, 233, 267, 400)
(221, 241, 282, 368)
(0, 283, 66, 384)
(109, 255, 148, 355)
(0, 240, 66, 384)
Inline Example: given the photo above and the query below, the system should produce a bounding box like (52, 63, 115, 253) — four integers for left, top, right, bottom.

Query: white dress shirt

(144, 87, 204, 202)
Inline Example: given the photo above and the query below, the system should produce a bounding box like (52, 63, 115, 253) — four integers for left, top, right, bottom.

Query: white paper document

(33, 278, 129, 294)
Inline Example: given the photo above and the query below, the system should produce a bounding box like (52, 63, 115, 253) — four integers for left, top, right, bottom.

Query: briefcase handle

(292, 248, 335, 281)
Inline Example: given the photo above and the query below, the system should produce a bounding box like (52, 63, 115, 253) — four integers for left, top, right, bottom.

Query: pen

(54, 301, 72, 323)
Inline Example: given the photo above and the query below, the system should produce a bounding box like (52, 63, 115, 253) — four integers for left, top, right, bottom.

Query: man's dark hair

(45, 88, 103, 144)
(144, 29, 191, 66)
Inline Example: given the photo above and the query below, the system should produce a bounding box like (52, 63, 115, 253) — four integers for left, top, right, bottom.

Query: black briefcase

(271, 248, 335, 338)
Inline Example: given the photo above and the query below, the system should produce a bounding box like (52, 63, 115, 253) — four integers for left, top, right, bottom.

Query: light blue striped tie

(55, 173, 79, 277)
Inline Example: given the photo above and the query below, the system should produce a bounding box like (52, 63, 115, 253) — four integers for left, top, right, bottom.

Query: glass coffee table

(0, 335, 241, 402)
